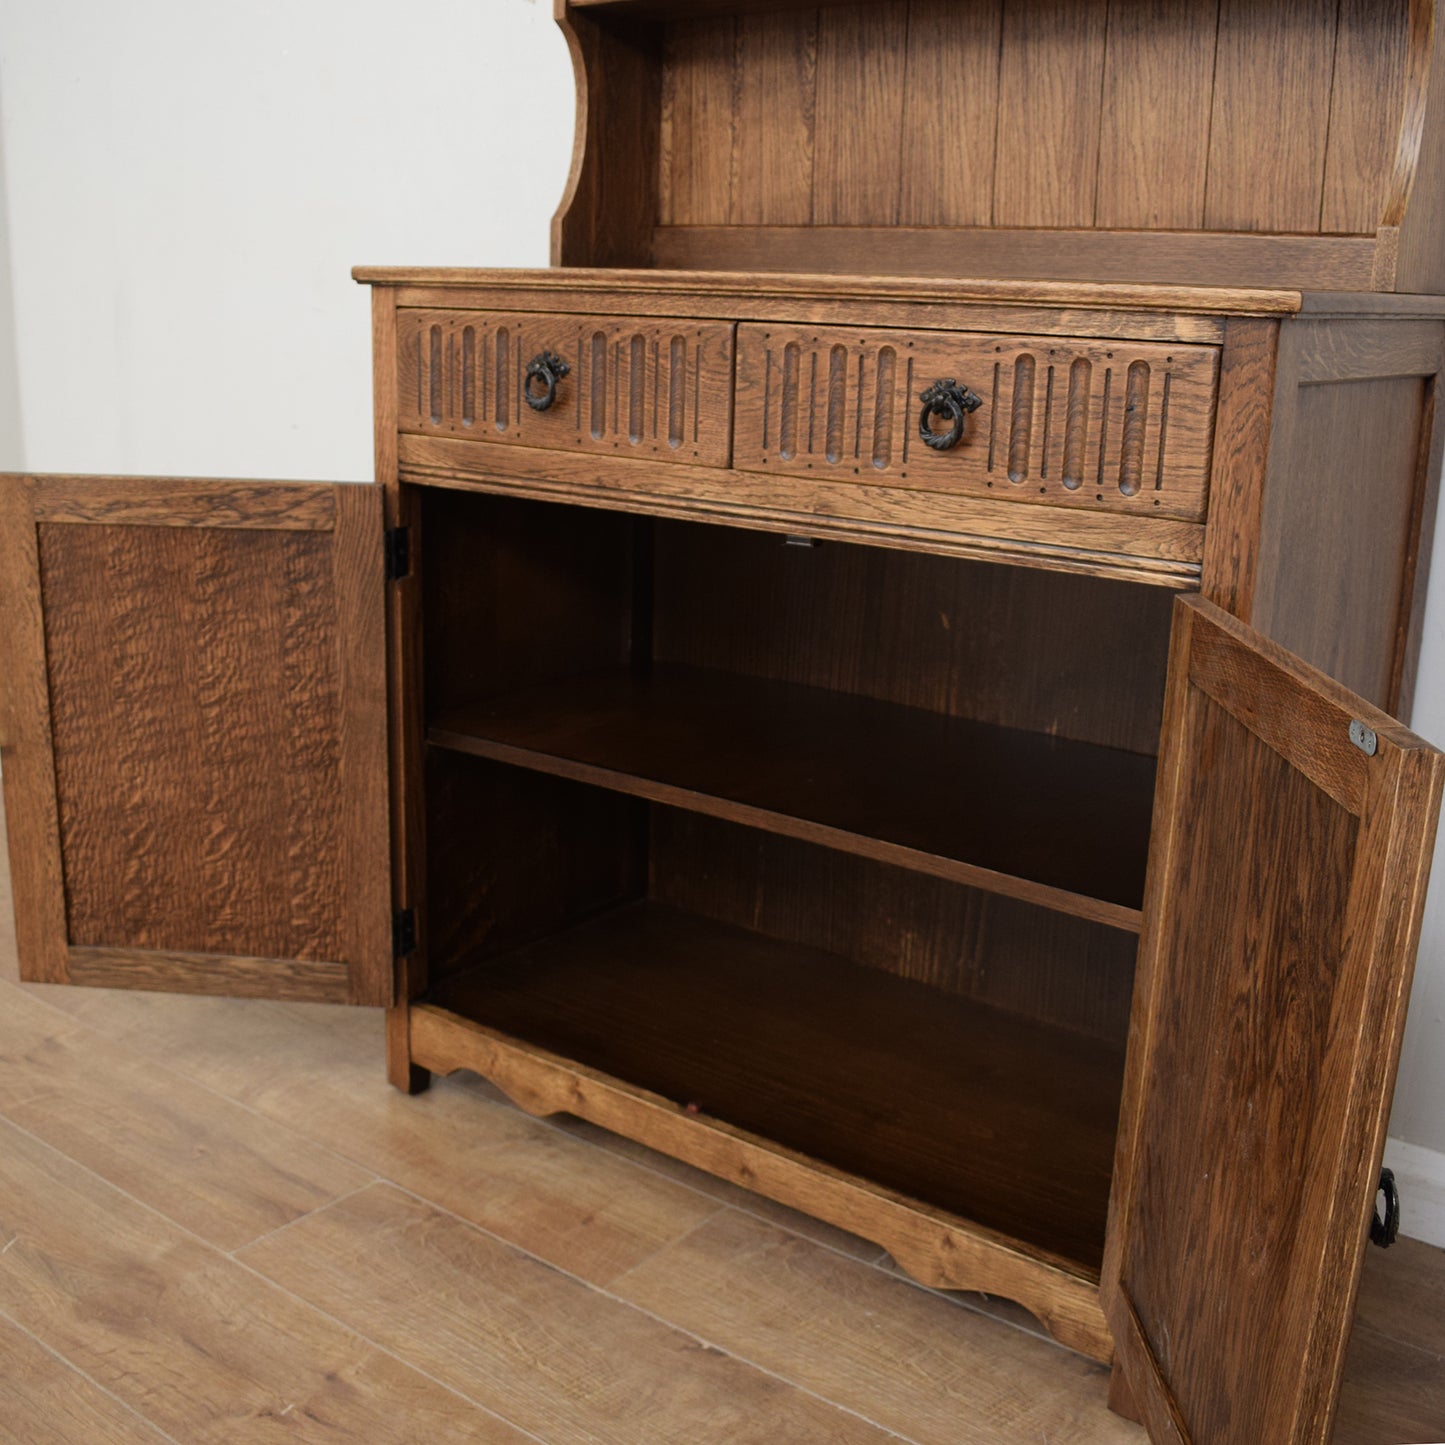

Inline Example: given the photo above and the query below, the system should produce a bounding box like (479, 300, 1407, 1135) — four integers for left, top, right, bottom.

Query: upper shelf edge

(352, 265, 1308, 317)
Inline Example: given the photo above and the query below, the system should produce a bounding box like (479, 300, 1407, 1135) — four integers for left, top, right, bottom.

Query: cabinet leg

(1107, 1361, 1141, 1423)
(386, 1004, 430, 1094)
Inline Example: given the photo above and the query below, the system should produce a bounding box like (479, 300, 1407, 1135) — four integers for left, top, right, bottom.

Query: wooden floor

(0, 830, 1441, 1440)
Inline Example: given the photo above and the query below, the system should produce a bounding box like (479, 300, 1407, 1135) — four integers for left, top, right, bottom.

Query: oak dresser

(5, 3, 1445, 1440)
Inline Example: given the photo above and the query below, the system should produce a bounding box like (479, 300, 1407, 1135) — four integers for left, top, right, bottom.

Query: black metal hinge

(392, 908, 417, 959)
(384, 526, 411, 581)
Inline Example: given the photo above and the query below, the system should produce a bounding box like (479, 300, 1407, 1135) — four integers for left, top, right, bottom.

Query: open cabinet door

(1102, 596, 1443, 1444)
(0, 475, 392, 1005)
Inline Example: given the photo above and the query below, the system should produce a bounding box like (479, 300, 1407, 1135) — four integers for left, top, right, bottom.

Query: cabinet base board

(408, 1000, 1114, 1363)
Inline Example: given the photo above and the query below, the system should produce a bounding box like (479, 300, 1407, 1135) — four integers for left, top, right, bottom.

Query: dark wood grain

(0, 475, 69, 983)
(4, 476, 392, 1004)
(1392, 366, 1445, 718)
(429, 663, 1156, 927)
(423, 748, 646, 981)
(1247, 317, 1444, 713)
(65, 948, 351, 1003)
(648, 516, 1174, 754)
(333, 483, 392, 1006)
(1103, 597, 1444, 1444)
(40, 521, 349, 962)
(430, 900, 1127, 1273)
(32, 477, 336, 529)
(420, 487, 637, 717)
(651, 809, 1140, 1043)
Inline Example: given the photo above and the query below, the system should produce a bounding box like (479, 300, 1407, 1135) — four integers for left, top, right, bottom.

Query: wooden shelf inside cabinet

(427, 901, 1127, 1272)
(428, 664, 1156, 930)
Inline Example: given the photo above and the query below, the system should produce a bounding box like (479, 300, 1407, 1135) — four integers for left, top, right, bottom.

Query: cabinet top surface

(350, 266, 1445, 320)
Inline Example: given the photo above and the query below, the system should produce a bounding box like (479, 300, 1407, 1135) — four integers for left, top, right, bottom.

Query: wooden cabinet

(5, 2, 1445, 1441)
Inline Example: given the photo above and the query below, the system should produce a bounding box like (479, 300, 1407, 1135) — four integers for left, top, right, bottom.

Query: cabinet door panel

(0, 475, 391, 1005)
(1103, 596, 1442, 1444)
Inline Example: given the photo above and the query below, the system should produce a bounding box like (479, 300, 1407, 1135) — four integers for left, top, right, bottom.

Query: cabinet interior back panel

(651, 518, 1175, 754)
(657, 0, 1407, 236)
(36, 523, 348, 962)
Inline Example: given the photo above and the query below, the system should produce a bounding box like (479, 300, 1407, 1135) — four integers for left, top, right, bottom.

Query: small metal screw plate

(1349, 719, 1378, 756)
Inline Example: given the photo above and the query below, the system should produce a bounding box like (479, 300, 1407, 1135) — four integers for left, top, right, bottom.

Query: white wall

(0, 0, 573, 480)
(3, 0, 1444, 1240)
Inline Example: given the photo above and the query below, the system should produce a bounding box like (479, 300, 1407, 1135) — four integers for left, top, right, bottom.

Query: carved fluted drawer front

(397, 310, 736, 468)
(734, 325, 1219, 521)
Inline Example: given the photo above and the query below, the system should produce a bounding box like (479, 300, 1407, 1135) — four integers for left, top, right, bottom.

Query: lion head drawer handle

(524, 350, 571, 412)
(918, 379, 984, 451)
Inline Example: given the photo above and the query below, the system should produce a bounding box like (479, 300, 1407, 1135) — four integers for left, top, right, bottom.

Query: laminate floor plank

(0, 984, 372, 1251)
(878, 1256, 1062, 1343)
(1352, 1234, 1445, 1341)
(1334, 1321, 1445, 1445)
(0, 1117, 532, 1444)
(1, 792, 1442, 1441)
(0, 1313, 175, 1445)
(238, 1182, 898, 1445)
(8, 980, 722, 1287)
(612, 1208, 1145, 1445)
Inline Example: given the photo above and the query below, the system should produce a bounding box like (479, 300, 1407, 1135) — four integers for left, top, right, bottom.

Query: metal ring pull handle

(918, 379, 984, 451)
(1370, 1167, 1400, 1248)
(524, 350, 570, 412)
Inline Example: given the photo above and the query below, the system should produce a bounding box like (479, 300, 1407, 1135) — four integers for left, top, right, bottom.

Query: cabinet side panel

(1251, 319, 1444, 711)
(553, 11, 661, 267)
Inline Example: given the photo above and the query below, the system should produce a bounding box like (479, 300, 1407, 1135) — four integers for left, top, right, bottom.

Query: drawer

(397, 309, 736, 468)
(734, 324, 1219, 521)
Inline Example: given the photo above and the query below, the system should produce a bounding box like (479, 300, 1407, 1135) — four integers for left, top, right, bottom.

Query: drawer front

(734, 324, 1219, 520)
(397, 310, 736, 468)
